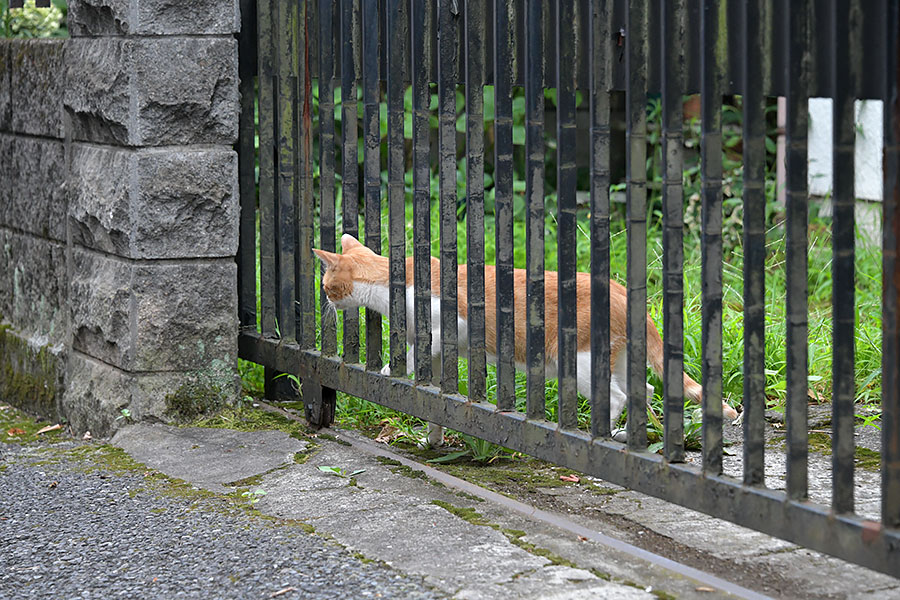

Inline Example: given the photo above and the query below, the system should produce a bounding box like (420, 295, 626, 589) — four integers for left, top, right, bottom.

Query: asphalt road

(0, 441, 445, 600)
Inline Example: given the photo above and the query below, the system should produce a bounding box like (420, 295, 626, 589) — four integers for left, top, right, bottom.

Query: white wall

(807, 98, 883, 202)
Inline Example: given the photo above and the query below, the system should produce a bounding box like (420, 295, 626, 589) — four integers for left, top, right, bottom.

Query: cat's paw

(380, 364, 391, 377)
(611, 428, 627, 443)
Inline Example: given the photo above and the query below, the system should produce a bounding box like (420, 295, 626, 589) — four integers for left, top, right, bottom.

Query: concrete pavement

(106, 410, 899, 600)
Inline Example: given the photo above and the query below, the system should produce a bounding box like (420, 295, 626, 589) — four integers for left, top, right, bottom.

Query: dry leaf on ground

(6, 428, 25, 436)
(36, 424, 62, 435)
(559, 474, 580, 483)
(375, 423, 400, 444)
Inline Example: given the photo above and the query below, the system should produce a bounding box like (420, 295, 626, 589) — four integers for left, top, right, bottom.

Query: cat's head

(313, 234, 387, 309)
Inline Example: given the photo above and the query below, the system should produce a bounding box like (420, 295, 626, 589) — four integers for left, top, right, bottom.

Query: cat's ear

(340, 233, 362, 251)
(313, 248, 341, 269)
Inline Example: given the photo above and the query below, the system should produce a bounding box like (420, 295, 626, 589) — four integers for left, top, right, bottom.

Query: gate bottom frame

(239, 331, 900, 577)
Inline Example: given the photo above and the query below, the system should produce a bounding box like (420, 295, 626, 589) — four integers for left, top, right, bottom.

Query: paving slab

(111, 423, 307, 492)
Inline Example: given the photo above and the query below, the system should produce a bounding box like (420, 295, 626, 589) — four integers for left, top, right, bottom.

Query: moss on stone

(431, 500, 579, 568)
(808, 431, 881, 472)
(316, 432, 351, 447)
(0, 325, 62, 419)
(165, 378, 229, 423)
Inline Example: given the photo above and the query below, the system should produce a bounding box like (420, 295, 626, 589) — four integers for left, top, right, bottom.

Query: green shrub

(1, 0, 67, 38)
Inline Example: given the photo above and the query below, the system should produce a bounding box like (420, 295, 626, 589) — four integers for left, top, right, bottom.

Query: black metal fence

(236, 0, 900, 576)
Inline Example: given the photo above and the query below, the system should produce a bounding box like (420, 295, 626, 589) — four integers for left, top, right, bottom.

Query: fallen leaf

(270, 587, 297, 598)
(0, 405, 10, 410)
(559, 474, 580, 483)
(696, 586, 715, 592)
(6, 428, 25, 436)
(36, 424, 62, 435)
(375, 423, 399, 444)
(577, 536, 588, 542)
(83, 431, 92, 441)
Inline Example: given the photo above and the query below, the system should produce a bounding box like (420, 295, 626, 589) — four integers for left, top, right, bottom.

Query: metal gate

(235, 0, 900, 576)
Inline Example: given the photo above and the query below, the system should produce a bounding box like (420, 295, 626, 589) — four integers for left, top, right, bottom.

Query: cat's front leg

(380, 345, 417, 377)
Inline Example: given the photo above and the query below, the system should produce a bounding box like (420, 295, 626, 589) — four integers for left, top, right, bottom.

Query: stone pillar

(61, 0, 241, 436)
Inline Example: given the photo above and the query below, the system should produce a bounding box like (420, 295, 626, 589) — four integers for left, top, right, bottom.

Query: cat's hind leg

(575, 351, 627, 438)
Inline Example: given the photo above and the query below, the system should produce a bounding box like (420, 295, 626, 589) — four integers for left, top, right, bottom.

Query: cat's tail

(646, 313, 739, 420)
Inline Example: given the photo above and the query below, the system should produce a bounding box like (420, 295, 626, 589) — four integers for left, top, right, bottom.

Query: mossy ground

(807, 431, 881, 471)
(0, 404, 65, 444)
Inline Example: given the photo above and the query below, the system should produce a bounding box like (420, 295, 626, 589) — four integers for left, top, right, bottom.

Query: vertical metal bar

(387, 0, 408, 376)
(660, 0, 685, 461)
(465, 0, 487, 404)
(882, 0, 900, 529)
(297, 0, 316, 348)
(785, 1, 810, 501)
(362, 0, 382, 371)
(341, 0, 361, 363)
(319, 0, 337, 355)
(555, 0, 577, 430)
(625, 0, 648, 449)
(589, 0, 611, 438)
(742, 0, 767, 486)
(238, 0, 258, 331)
(831, 0, 861, 514)
(438, 0, 459, 394)
(493, 0, 516, 412)
(258, 0, 277, 336)
(275, 0, 298, 343)
(524, 0, 545, 420)
(700, 0, 724, 475)
(411, 0, 433, 383)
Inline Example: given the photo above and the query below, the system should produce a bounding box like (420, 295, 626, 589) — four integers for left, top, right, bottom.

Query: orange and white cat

(315, 234, 738, 444)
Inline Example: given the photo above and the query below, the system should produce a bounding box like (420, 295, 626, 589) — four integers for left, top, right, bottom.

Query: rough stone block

(70, 250, 237, 371)
(68, 144, 132, 255)
(0, 230, 68, 344)
(132, 149, 238, 257)
(63, 38, 132, 145)
(0, 41, 11, 131)
(69, 144, 238, 258)
(69, 250, 133, 369)
(0, 135, 11, 223)
(65, 37, 238, 146)
(9, 39, 66, 138)
(66, 0, 131, 36)
(65, 353, 239, 438)
(68, 0, 239, 37)
(0, 325, 66, 420)
(1, 136, 67, 241)
(132, 260, 238, 371)
(64, 352, 133, 438)
(136, 0, 240, 35)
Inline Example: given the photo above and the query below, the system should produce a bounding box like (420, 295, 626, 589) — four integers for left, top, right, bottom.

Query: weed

(317, 466, 366, 478)
(240, 488, 268, 505)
